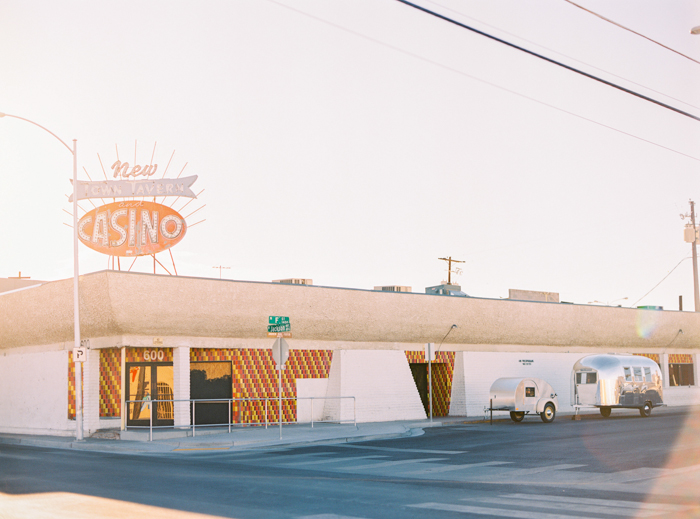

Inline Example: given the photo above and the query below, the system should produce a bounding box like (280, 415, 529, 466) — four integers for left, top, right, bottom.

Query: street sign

(73, 346, 87, 363)
(271, 337, 289, 369)
(267, 331, 292, 338)
(269, 316, 290, 325)
(267, 323, 290, 333)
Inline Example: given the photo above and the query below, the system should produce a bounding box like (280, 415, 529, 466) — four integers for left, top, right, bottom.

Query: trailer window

(624, 367, 633, 382)
(576, 372, 596, 384)
(633, 367, 643, 382)
(644, 367, 652, 382)
(525, 387, 535, 397)
(587, 373, 597, 384)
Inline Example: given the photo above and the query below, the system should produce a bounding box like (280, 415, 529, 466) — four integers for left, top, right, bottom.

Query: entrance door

(409, 363, 430, 416)
(126, 363, 174, 427)
(190, 361, 233, 425)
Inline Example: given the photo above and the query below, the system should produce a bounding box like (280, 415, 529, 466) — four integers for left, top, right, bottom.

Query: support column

(693, 354, 699, 387)
(173, 346, 190, 427)
(659, 353, 669, 388)
(83, 348, 101, 435)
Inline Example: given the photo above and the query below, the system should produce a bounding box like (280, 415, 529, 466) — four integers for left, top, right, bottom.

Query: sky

(1, 0, 700, 310)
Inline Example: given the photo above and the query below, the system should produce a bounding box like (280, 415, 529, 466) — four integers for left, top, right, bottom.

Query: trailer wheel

(540, 403, 556, 423)
(639, 402, 652, 418)
(600, 407, 611, 418)
(510, 411, 525, 422)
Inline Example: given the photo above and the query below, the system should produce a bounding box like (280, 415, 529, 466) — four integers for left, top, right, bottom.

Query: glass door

(126, 362, 174, 427)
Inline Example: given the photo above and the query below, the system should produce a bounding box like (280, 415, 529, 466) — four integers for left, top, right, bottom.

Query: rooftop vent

(425, 284, 468, 297)
(374, 285, 412, 293)
(272, 278, 312, 285)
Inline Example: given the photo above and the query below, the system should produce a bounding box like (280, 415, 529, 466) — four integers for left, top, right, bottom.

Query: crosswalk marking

(464, 496, 668, 518)
(409, 502, 594, 518)
(337, 444, 466, 455)
(283, 455, 388, 466)
(406, 460, 511, 475)
(504, 493, 693, 512)
(344, 457, 446, 470)
(488, 464, 585, 476)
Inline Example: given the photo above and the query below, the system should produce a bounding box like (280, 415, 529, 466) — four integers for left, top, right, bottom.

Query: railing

(125, 396, 357, 441)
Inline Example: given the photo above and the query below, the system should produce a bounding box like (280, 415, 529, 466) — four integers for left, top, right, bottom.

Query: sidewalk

(0, 406, 689, 455)
(0, 417, 470, 454)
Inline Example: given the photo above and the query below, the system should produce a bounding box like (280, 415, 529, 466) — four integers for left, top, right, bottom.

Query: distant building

(374, 285, 412, 293)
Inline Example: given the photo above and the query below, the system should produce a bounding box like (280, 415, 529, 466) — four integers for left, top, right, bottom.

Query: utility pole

(438, 256, 465, 285)
(213, 265, 230, 279)
(691, 201, 700, 312)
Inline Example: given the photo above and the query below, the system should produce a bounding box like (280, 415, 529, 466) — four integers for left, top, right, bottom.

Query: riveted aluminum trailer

(488, 377, 559, 423)
(571, 354, 663, 418)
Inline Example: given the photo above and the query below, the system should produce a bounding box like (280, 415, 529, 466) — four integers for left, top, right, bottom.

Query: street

(1, 407, 699, 519)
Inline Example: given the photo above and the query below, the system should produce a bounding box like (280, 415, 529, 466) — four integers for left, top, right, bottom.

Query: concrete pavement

(0, 406, 668, 455)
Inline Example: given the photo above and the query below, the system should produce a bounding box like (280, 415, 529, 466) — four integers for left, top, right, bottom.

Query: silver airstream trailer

(571, 354, 663, 417)
(489, 377, 559, 423)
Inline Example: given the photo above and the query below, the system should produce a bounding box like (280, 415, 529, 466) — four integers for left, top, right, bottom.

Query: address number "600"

(143, 349, 165, 361)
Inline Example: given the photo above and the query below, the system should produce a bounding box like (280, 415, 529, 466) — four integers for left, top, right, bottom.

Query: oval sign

(78, 201, 187, 257)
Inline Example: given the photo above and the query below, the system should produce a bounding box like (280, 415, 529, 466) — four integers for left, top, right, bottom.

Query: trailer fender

(536, 399, 557, 413)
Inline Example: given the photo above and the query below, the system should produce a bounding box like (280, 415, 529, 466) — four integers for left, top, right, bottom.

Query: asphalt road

(1, 407, 699, 519)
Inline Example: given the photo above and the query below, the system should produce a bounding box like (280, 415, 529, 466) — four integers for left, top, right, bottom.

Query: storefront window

(669, 363, 695, 387)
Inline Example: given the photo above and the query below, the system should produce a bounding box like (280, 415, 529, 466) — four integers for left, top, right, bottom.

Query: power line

(264, 0, 700, 162)
(424, 0, 700, 113)
(632, 256, 691, 307)
(562, 0, 700, 66)
(394, 0, 700, 123)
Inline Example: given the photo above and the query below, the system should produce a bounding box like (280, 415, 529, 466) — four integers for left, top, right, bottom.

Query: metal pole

(192, 401, 196, 437)
(265, 399, 268, 429)
(311, 398, 314, 428)
(278, 366, 283, 439)
(691, 201, 700, 312)
(428, 343, 433, 423)
(149, 400, 153, 442)
(72, 139, 83, 441)
(228, 399, 231, 434)
(490, 398, 493, 425)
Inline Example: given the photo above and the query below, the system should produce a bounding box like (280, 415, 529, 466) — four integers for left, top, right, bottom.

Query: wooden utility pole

(438, 256, 465, 285)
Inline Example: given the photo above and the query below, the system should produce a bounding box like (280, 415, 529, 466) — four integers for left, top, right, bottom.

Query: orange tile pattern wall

(669, 353, 693, 364)
(99, 349, 121, 417)
(190, 348, 333, 424)
(404, 351, 455, 417)
(634, 353, 660, 364)
(68, 352, 79, 420)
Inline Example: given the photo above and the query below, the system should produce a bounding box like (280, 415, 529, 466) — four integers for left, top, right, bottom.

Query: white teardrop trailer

(571, 354, 664, 418)
(488, 377, 559, 423)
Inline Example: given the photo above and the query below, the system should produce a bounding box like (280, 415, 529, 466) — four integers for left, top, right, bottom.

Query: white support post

(659, 353, 669, 388)
(173, 346, 191, 428)
(83, 348, 101, 435)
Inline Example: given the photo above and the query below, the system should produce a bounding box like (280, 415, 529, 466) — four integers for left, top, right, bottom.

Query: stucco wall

(1, 270, 699, 351)
(0, 349, 73, 435)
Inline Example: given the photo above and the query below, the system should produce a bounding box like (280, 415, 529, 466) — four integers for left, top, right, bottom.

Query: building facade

(1, 270, 698, 436)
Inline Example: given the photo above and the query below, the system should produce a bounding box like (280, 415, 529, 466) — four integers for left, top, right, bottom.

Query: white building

(1, 270, 698, 436)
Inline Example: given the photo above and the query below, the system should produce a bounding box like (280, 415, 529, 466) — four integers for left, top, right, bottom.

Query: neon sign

(77, 201, 186, 257)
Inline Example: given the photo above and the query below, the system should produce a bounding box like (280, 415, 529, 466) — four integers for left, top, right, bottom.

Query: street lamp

(0, 112, 83, 441)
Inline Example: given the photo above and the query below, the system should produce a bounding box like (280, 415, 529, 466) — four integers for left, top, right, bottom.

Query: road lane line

(284, 455, 389, 466)
(337, 444, 466, 455)
(503, 492, 694, 512)
(406, 461, 511, 475)
(409, 502, 594, 518)
(465, 496, 677, 517)
(344, 457, 446, 470)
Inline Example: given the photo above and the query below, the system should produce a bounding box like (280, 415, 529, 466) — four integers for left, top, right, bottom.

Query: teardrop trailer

(488, 377, 559, 423)
(571, 354, 664, 418)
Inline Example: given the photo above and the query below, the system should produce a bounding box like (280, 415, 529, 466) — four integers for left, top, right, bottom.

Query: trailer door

(575, 371, 597, 405)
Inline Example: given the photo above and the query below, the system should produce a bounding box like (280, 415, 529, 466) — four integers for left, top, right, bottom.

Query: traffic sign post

(269, 317, 291, 438)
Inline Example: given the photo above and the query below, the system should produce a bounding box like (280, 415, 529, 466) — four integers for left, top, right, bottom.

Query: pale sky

(1, 0, 700, 311)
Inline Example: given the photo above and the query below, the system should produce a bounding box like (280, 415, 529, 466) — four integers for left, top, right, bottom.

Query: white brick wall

(297, 378, 329, 423)
(0, 349, 73, 435)
(82, 349, 101, 435)
(322, 350, 426, 423)
(449, 351, 584, 417)
(173, 346, 190, 427)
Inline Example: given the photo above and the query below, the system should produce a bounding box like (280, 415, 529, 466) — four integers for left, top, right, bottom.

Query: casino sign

(70, 156, 199, 260)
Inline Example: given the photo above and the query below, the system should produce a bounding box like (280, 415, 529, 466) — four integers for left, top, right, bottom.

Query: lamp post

(0, 112, 83, 440)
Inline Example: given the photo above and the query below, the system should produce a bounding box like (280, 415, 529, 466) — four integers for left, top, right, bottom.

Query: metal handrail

(125, 395, 357, 441)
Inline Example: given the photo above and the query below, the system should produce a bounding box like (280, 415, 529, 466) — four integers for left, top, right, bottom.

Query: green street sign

(268, 323, 290, 333)
(269, 316, 290, 325)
